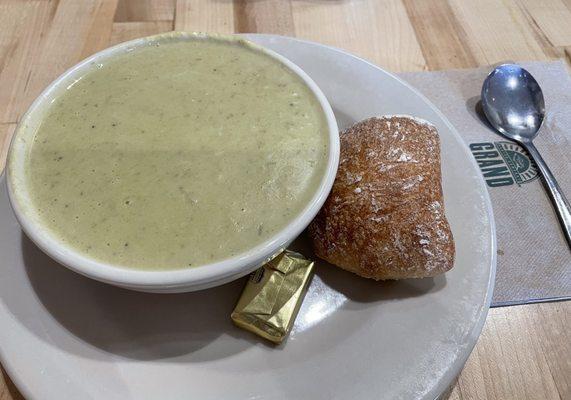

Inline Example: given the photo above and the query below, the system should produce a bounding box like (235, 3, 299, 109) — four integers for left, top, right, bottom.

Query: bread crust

(309, 116, 455, 280)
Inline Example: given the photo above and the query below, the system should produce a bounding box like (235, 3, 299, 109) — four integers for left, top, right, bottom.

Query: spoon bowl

(481, 64, 545, 142)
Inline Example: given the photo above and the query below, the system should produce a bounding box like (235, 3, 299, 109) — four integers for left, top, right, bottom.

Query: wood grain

(447, 0, 554, 65)
(110, 21, 173, 45)
(234, 0, 294, 35)
(0, 0, 57, 123)
(517, 0, 571, 47)
(1, 1, 571, 399)
(402, 0, 478, 70)
(445, 302, 571, 400)
(175, 0, 235, 33)
(291, 0, 427, 71)
(114, 0, 175, 22)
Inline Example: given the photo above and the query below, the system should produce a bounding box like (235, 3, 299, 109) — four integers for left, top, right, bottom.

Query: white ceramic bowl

(6, 32, 340, 293)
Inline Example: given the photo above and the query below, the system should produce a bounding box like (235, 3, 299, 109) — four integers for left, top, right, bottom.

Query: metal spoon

(481, 63, 571, 248)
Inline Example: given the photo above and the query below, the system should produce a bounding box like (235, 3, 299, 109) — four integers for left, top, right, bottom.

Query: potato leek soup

(24, 37, 329, 270)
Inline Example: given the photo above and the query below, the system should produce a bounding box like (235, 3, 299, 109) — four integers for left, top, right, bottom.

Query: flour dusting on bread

(309, 115, 455, 280)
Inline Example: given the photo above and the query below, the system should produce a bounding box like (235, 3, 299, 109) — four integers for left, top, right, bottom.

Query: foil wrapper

(231, 250, 315, 344)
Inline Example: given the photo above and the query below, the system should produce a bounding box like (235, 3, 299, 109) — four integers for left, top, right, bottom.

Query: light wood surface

(0, 1, 570, 399)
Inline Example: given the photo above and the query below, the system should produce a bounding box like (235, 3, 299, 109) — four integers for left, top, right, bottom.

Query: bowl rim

(6, 31, 340, 291)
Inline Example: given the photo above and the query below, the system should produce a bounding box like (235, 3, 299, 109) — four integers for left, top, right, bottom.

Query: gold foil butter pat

(231, 250, 315, 344)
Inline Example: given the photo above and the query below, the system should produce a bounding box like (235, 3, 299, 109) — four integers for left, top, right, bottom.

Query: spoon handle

(523, 141, 571, 249)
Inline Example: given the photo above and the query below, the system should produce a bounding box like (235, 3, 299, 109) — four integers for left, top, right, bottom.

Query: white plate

(0, 35, 495, 400)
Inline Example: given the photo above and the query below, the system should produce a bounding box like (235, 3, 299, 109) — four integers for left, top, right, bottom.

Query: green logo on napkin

(470, 142, 539, 187)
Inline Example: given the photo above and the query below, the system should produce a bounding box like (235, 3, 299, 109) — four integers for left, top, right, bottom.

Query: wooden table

(1, 1, 570, 399)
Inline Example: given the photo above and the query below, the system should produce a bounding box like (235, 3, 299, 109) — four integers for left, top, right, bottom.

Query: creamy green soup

(25, 37, 328, 270)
